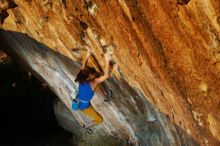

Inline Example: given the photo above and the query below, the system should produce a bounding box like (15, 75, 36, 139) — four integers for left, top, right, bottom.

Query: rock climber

(74, 50, 112, 133)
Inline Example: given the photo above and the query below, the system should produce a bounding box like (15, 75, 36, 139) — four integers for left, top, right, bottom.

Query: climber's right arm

(92, 54, 112, 86)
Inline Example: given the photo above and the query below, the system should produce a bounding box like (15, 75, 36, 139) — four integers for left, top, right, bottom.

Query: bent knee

(95, 116, 103, 124)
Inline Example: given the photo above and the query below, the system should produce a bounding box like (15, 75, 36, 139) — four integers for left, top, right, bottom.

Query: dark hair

(75, 67, 101, 83)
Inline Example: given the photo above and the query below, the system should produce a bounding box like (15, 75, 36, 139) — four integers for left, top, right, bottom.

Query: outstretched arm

(92, 54, 112, 86)
(81, 50, 91, 69)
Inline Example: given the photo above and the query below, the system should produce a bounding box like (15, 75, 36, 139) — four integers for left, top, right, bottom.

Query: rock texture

(0, 0, 220, 146)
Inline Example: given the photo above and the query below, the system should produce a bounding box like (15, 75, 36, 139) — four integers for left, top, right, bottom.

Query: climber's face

(87, 73, 96, 80)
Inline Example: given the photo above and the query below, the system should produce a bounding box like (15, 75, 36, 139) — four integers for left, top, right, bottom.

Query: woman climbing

(74, 50, 112, 133)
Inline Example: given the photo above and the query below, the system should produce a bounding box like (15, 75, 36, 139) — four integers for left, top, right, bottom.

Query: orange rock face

(0, 0, 220, 146)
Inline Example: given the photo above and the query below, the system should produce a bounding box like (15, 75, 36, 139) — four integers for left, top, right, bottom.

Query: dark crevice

(8, 0, 18, 9)
(0, 53, 73, 146)
(177, 0, 190, 5)
(0, 10, 9, 24)
(0, 0, 18, 25)
(83, 0, 93, 10)
(62, 0, 67, 8)
(79, 20, 88, 30)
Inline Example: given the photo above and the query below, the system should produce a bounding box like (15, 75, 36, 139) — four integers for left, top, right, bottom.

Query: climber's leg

(104, 89, 112, 102)
(100, 83, 112, 102)
(80, 105, 103, 129)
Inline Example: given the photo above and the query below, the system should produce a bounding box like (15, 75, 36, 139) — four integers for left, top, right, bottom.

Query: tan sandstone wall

(0, 0, 219, 145)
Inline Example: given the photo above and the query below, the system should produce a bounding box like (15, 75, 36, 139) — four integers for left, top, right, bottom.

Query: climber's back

(77, 82, 94, 110)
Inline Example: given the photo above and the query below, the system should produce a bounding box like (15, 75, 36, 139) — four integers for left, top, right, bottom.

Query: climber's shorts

(80, 105, 103, 124)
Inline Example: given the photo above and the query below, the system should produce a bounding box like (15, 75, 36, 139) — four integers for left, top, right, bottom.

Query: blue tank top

(77, 82, 94, 110)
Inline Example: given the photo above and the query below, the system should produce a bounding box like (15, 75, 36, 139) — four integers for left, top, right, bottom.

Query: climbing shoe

(83, 124, 93, 134)
(104, 89, 112, 102)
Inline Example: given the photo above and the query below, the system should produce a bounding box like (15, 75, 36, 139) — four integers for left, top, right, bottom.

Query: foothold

(102, 45, 108, 53)
(80, 21, 88, 30)
(42, 1, 53, 12)
(146, 118, 157, 123)
(43, 16, 49, 22)
(204, 138, 208, 144)
(85, 1, 97, 15)
(192, 111, 203, 126)
(198, 82, 208, 92)
(187, 129, 191, 135)
(111, 131, 118, 136)
(99, 38, 106, 46)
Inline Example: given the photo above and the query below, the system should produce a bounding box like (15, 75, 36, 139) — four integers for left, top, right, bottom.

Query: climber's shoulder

(89, 76, 107, 90)
(93, 75, 108, 85)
